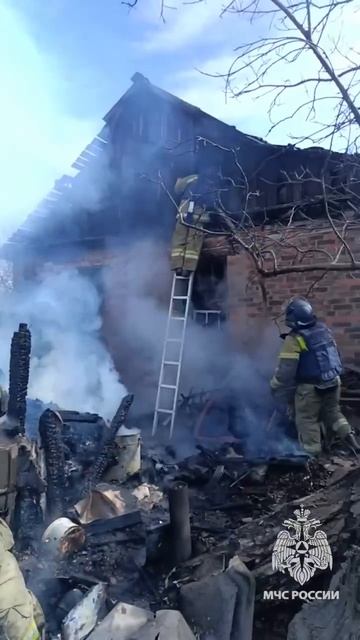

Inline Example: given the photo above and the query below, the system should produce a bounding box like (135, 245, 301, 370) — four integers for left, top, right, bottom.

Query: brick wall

(17, 222, 360, 399)
(227, 224, 360, 366)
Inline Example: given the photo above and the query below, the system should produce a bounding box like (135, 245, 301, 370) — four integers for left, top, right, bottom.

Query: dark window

(192, 256, 227, 327)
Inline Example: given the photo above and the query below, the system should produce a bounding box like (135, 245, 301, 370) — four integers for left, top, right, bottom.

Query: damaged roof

(105, 72, 270, 147)
(2, 73, 354, 259)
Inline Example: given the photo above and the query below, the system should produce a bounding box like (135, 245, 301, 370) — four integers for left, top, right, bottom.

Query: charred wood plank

(80, 394, 134, 498)
(84, 510, 142, 536)
(57, 411, 101, 423)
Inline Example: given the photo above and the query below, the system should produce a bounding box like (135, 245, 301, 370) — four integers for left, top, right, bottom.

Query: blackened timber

(39, 409, 66, 520)
(7, 323, 31, 434)
(57, 411, 101, 423)
(84, 511, 142, 536)
(81, 393, 134, 497)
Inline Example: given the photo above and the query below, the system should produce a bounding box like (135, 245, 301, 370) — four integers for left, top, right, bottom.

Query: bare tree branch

(123, 0, 360, 290)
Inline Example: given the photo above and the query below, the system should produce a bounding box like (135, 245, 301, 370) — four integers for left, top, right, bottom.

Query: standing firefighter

(170, 166, 219, 276)
(271, 297, 359, 455)
(0, 519, 44, 639)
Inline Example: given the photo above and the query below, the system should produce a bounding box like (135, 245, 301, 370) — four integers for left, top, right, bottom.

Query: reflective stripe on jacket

(0, 520, 42, 640)
(271, 334, 301, 399)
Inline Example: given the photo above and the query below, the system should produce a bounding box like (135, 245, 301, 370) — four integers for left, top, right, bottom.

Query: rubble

(62, 584, 106, 640)
(74, 484, 138, 523)
(180, 555, 255, 640)
(81, 395, 134, 498)
(87, 603, 196, 640)
(4, 340, 360, 640)
(287, 547, 360, 640)
(32, 431, 360, 638)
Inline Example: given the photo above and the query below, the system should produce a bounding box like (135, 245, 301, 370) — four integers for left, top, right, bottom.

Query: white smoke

(0, 269, 126, 420)
(0, 3, 126, 421)
(104, 238, 271, 416)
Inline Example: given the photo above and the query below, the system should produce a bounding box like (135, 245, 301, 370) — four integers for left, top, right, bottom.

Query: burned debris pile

(81, 394, 135, 498)
(29, 419, 360, 639)
(3, 324, 360, 639)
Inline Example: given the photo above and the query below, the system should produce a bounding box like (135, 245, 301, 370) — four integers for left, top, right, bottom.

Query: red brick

(228, 225, 360, 364)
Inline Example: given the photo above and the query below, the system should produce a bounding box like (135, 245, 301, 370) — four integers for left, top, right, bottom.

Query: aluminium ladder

(152, 271, 194, 438)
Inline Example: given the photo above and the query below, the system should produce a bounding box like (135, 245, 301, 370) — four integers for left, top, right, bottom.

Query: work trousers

(0, 552, 44, 640)
(170, 220, 203, 272)
(295, 382, 350, 455)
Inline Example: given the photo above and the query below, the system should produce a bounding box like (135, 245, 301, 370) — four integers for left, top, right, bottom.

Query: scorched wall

(227, 223, 360, 366)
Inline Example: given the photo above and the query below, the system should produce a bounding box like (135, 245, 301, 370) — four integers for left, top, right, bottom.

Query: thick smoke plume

(103, 238, 299, 456)
(104, 238, 273, 406)
(0, 269, 126, 421)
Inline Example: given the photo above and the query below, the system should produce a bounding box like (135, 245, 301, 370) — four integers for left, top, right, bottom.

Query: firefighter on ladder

(170, 166, 219, 276)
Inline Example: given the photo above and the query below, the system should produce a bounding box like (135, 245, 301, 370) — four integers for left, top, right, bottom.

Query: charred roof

(3, 73, 359, 261)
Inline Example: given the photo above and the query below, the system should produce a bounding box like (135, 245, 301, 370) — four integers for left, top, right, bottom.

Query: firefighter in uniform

(0, 518, 44, 639)
(170, 167, 219, 276)
(271, 297, 359, 455)
(0, 390, 45, 639)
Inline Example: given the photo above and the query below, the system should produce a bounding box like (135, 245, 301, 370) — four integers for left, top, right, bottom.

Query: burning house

(3, 72, 360, 428)
(2, 74, 360, 640)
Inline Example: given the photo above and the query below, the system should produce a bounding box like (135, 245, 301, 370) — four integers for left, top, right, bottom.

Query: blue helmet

(285, 297, 316, 329)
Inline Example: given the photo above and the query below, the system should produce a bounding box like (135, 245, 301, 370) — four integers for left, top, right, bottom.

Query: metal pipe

(168, 481, 192, 564)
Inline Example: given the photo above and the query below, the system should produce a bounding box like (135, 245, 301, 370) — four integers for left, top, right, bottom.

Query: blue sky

(12, 0, 256, 124)
(0, 0, 355, 239)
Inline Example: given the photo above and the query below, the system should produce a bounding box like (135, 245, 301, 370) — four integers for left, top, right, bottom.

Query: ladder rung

(153, 271, 194, 438)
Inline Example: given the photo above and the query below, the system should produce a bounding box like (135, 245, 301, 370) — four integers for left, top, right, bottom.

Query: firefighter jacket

(271, 322, 342, 401)
(0, 519, 44, 640)
(296, 322, 342, 383)
(174, 175, 214, 226)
